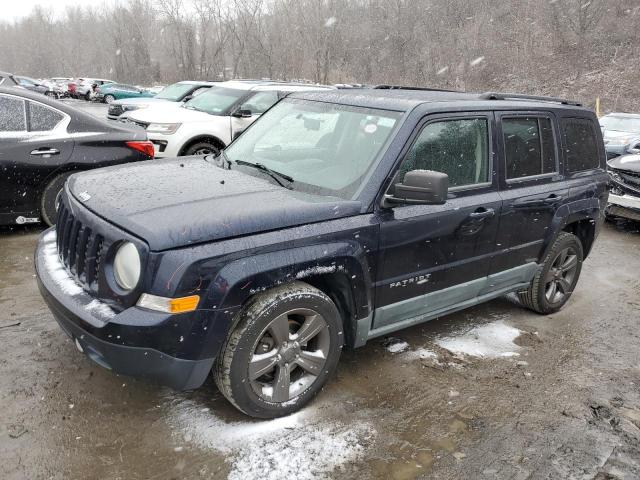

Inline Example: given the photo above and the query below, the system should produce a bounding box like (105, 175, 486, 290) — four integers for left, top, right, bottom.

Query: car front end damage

(607, 162, 640, 221)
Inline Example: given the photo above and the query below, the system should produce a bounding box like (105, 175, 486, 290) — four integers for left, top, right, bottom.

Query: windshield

(155, 83, 196, 101)
(224, 99, 402, 199)
(600, 116, 640, 132)
(183, 87, 245, 115)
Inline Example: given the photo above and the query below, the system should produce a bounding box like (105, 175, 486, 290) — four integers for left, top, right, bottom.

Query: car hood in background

(67, 158, 361, 250)
(602, 130, 640, 142)
(127, 105, 213, 124)
(608, 154, 640, 173)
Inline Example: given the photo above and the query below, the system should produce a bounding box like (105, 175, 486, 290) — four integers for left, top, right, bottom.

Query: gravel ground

(1, 214, 640, 479)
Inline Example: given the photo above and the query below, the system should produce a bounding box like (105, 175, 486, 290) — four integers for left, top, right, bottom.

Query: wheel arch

(198, 244, 374, 349)
(562, 217, 597, 258)
(178, 135, 227, 156)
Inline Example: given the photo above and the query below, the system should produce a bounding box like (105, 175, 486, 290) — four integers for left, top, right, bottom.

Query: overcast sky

(0, 0, 106, 21)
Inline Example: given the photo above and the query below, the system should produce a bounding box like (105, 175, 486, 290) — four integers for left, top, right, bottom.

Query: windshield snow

(154, 83, 196, 101)
(183, 87, 245, 115)
(600, 116, 640, 132)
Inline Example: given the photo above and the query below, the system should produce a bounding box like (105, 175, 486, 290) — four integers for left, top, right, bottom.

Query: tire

(214, 281, 343, 418)
(104, 94, 115, 104)
(84, 91, 91, 101)
(182, 140, 220, 157)
(41, 173, 72, 226)
(518, 232, 584, 314)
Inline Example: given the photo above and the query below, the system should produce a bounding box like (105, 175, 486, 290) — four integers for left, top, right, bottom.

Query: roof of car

(216, 80, 334, 92)
(287, 88, 592, 113)
(177, 80, 218, 86)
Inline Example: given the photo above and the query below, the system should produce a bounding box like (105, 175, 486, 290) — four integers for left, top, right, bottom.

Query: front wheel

(182, 141, 220, 156)
(214, 282, 343, 418)
(518, 232, 584, 314)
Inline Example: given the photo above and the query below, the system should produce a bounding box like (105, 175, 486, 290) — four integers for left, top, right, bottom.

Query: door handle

(543, 195, 563, 204)
(468, 208, 495, 220)
(30, 148, 60, 156)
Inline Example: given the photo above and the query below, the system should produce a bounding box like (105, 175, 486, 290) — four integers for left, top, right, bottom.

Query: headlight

(113, 242, 141, 290)
(146, 122, 181, 134)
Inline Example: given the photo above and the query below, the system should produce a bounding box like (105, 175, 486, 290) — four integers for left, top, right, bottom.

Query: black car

(35, 88, 608, 418)
(0, 87, 154, 226)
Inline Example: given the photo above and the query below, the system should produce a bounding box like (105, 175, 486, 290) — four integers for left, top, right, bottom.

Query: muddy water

(1, 221, 639, 479)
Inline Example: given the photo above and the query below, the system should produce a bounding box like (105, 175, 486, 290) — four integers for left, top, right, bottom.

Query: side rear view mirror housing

(383, 170, 449, 207)
(232, 108, 253, 118)
(627, 140, 640, 155)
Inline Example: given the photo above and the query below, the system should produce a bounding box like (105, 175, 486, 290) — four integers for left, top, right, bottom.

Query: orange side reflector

(169, 295, 200, 313)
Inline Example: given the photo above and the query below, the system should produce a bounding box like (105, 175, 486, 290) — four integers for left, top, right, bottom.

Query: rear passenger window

(29, 102, 65, 132)
(503, 117, 556, 179)
(562, 118, 600, 172)
(399, 118, 489, 188)
(0, 95, 27, 132)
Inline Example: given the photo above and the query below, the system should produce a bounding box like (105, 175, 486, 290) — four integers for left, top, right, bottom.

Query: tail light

(126, 141, 155, 158)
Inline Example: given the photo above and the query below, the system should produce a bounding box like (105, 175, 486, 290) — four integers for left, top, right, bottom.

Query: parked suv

(36, 88, 608, 418)
(125, 80, 335, 157)
(107, 81, 217, 120)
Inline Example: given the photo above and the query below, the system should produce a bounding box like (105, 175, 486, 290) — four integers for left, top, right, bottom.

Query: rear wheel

(104, 94, 115, 104)
(214, 282, 343, 418)
(41, 173, 72, 226)
(183, 140, 220, 156)
(518, 232, 583, 314)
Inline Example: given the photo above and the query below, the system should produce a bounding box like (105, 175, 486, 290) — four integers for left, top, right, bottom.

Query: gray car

(599, 113, 640, 159)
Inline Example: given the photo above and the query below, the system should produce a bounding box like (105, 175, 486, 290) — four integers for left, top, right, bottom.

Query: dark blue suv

(35, 88, 608, 418)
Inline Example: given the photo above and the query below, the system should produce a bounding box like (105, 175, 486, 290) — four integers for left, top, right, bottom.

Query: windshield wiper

(234, 160, 294, 188)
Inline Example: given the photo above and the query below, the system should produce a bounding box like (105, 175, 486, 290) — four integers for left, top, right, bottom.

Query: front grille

(108, 104, 124, 117)
(618, 170, 640, 189)
(56, 202, 105, 293)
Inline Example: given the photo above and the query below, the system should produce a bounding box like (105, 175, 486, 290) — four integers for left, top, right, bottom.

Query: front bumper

(607, 193, 640, 221)
(35, 230, 215, 390)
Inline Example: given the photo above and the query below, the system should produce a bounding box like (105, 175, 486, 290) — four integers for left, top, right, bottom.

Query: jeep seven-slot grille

(618, 170, 640, 190)
(56, 202, 104, 292)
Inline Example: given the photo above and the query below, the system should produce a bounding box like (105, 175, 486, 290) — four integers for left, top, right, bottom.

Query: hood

(128, 104, 213, 123)
(602, 129, 640, 142)
(67, 158, 362, 250)
(112, 97, 170, 107)
(608, 154, 640, 173)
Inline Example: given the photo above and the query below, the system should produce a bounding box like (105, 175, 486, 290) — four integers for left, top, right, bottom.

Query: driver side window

(242, 91, 279, 115)
(398, 117, 489, 188)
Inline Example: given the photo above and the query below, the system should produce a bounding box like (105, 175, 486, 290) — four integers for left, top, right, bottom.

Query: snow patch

(166, 398, 374, 480)
(383, 338, 409, 353)
(403, 347, 438, 361)
(295, 265, 337, 279)
(436, 320, 521, 359)
(85, 299, 116, 319)
(41, 233, 83, 296)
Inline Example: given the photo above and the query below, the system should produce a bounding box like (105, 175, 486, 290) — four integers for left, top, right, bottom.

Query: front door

(374, 112, 502, 330)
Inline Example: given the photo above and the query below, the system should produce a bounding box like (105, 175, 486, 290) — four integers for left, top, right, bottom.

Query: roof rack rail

(480, 92, 582, 106)
(373, 84, 459, 93)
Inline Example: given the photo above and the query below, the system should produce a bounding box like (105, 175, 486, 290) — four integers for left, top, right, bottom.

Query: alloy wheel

(249, 308, 330, 403)
(544, 246, 579, 303)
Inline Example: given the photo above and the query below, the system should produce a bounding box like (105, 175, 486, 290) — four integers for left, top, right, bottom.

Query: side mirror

(627, 140, 640, 155)
(383, 170, 449, 207)
(182, 95, 193, 102)
(232, 108, 252, 118)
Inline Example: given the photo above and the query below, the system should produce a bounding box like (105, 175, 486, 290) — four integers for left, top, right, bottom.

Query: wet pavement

(1, 220, 640, 479)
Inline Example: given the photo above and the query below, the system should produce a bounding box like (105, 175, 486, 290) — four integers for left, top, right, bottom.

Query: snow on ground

(383, 338, 409, 353)
(436, 320, 522, 358)
(165, 397, 375, 480)
(402, 347, 438, 361)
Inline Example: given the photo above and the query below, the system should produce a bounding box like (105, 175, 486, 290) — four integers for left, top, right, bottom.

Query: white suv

(125, 81, 335, 157)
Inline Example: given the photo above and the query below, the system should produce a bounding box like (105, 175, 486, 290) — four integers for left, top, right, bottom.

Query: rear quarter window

(0, 95, 27, 132)
(562, 118, 600, 172)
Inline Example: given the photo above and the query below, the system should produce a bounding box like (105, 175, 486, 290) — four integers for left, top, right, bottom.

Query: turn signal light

(136, 294, 200, 314)
(126, 140, 155, 159)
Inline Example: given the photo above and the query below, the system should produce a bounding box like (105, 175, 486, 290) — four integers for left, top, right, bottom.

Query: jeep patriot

(35, 87, 609, 418)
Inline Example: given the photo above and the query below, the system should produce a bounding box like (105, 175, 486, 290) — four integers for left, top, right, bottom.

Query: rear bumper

(35, 230, 215, 390)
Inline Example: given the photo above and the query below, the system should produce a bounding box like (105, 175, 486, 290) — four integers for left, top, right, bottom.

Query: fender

(207, 242, 373, 321)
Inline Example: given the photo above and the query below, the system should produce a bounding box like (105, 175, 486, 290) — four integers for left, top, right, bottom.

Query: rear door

(0, 94, 73, 216)
(374, 112, 502, 330)
(490, 112, 567, 274)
